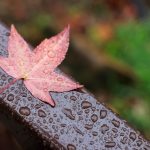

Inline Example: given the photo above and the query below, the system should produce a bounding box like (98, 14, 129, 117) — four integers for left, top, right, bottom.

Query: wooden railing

(0, 22, 150, 150)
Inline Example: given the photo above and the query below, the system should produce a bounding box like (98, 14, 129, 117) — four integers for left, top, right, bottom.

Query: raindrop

(81, 101, 92, 109)
(48, 51, 55, 58)
(112, 128, 118, 133)
(129, 132, 136, 141)
(111, 119, 120, 127)
(121, 136, 128, 144)
(5, 32, 10, 36)
(38, 110, 46, 118)
(100, 109, 107, 119)
(21, 92, 27, 97)
(91, 114, 98, 122)
(84, 124, 93, 130)
(105, 141, 116, 148)
(136, 140, 142, 147)
(49, 118, 53, 123)
(84, 109, 90, 114)
(28, 97, 32, 101)
(101, 124, 109, 134)
(70, 96, 77, 101)
(7, 94, 14, 101)
(73, 126, 84, 136)
(62, 108, 75, 120)
(67, 144, 76, 150)
(1, 74, 6, 81)
(92, 131, 98, 136)
(35, 104, 41, 109)
(19, 107, 30, 116)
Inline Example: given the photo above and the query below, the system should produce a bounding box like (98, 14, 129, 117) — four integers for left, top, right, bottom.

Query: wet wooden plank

(0, 23, 150, 150)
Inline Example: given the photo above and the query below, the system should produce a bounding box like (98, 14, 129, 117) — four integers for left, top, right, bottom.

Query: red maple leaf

(0, 25, 82, 106)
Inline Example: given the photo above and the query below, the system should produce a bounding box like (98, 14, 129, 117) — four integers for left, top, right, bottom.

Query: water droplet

(19, 107, 30, 116)
(129, 132, 136, 141)
(101, 124, 109, 134)
(84, 124, 93, 130)
(81, 101, 92, 109)
(53, 114, 57, 117)
(38, 109, 46, 118)
(43, 88, 48, 92)
(62, 108, 75, 120)
(28, 97, 32, 101)
(112, 128, 118, 133)
(48, 51, 55, 58)
(21, 92, 27, 97)
(61, 124, 66, 127)
(92, 131, 98, 136)
(73, 126, 84, 136)
(121, 136, 127, 144)
(5, 32, 10, 36)
(136, 140, 142, 146)
(91, 114, 98, 122)
(84, 109, 90, 114)
(8, 78, 13, 83)
(1, 75, 6, 81)
(100, 109, 107, 119)
(70, 96, 77, 101)
(111, 119, 120, 127)
(7, 94, 14, 101)
(49, 118, 53, 123)
(35, 104, 41, 109)
(105, 141, 116, 148)
(67, 144, 76, 150)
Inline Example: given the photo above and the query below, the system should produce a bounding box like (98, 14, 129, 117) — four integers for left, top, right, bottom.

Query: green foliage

(104, 21, 150, 138)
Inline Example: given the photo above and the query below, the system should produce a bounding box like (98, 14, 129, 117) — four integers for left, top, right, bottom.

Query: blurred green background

(0, 0, 150, 139)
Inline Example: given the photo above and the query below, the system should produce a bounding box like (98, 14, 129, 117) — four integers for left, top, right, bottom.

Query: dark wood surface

(0, 23, 150, 150)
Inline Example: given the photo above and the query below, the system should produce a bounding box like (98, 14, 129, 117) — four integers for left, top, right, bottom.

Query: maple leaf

(0, 25, 82, 106)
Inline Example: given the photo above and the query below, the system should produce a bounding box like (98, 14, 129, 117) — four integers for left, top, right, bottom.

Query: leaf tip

(10, 24, 16, 32)
(49, 100, 55, 107)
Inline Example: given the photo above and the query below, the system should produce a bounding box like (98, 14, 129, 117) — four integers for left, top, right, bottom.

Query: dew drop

(49, 118, 53, 123)
(91, 114, 98, 122)
(28, 97, 32, 101)
(129, 132, 136, 141)
(111, 119, 120, 127)
(105, 141, 116, 148)
(5, 32, 10, 36)
(84, 124, 93, 130)
(100, 109, 107, 119)
(70, 96, 77, 101)
(35, 104, 41, 109)
(136, 140, 142, 146)
(101, 124, 109, 134)
(81, 101, 92, 109)
(7, 94, 14, 101)
(48, 51, 55, 58)
(67, 144, 76, 150)
(19, 107, 30, 116)
(73, 126, 84, 136)
(1, 75, 6, 81)
(62, 108, 75, 120)
(38, 109, 46, 118)
(121, 136, 127, 144)
(92, 131, 98, 136)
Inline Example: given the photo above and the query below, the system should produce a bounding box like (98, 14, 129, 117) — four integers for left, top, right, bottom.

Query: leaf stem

(0, 78, 18, 94)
